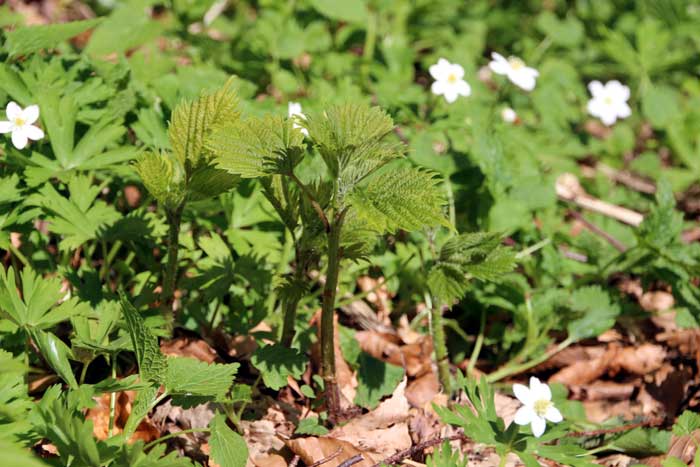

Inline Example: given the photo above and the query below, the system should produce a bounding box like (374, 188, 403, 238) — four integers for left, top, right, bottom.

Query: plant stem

(144, 428, 210, 451)
(498, 452, 508, 467)
(320, 210, 345, 419)
(108, 355, 117, 437)
(289, 173, 329, 231)
(79, 360, 90, 385)
(8, 243, 30, 267)
(426, 292, 452, 395)
(486, 336, 574, 383)
(467, 309, 485, 375)
(162, 203, 184, 309)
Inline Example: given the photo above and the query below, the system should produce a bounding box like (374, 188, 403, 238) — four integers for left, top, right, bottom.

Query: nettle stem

(280, 265, 304, 347)
(320, 211, 345, 418)
(430, 299, 452, 395)
(162, 203, 184, 308)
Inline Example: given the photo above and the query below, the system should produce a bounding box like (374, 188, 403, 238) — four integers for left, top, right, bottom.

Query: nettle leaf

(566, 286, 620, 341)
(354, 353, 404, 409)
(295, 417, 329, 436)
(133, 150, 187, 210)
(188, 165, 240, 202)
(428, 232, 516, 302)
(637, 178, 683, 250)
(209, 414, 249, 467)
(209, 115, 305, 178)
(4, 18, 102, 57)
(164, 357, 239, 401)
(169, 78, 240, 172)
(123, 383, 160, 436)
(609, 427, 670, 456)
(305, 102, 398, 178)
(251, 344, 306, 390)
(672, 410, 700, 436)
(120, 294, 167, 384)
(348, 166, 448, 233)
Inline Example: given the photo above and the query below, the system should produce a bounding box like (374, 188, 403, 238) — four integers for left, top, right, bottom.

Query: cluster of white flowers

(427, 54, 632, 126)
(0, 102, 44, 150)
(513, 377, 563, 437)
(288, 101, 309, 136)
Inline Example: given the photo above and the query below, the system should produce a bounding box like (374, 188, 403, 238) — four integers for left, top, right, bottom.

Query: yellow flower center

(14, 117, 25, 127)
(508, 57, 525, 70)
(447, 73, 458, 84)
(533, 399, 552, 417)
(603, 96, 613, 105)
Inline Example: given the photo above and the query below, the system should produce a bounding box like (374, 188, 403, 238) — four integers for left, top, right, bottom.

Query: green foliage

(165, 357, 239, 402)
(120, 294, 167, 384)
(566, 286, 620, 341)
(209, 414, 249, 467)
(428, 232, 516, 302)
(4, 19, 102, 58)
(251, 344, 306, 390)
(672, 410, 700, 436)
(426, 442, 468, 467)
(354, 353, 404, 409)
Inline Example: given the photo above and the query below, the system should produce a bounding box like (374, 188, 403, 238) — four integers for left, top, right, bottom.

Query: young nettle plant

(427, 232, 517, 393)
(134, 79, 240, 313)
(206, 102, 448, 418)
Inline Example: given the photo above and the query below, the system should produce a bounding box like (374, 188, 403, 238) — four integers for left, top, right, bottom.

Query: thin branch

(288, 455, 300, 467)
(565, 417, 663, 438)
(309, 447, 343, 467)
(337, 455, 364, 467)
(370, 434, 468, 467)
(568, 210, 627, 252)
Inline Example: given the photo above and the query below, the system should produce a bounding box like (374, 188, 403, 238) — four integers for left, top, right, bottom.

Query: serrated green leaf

(348, 166, 448, 233)
(354, 353, 404, 409)
(123, 384, 160, 437)
(4, 19, 102, 57)
(209, 414, 248, 467)
(566, 286, 620, 341)
(250, 344, 306, 390)
(309, 0, 368, 23)
(169, 78, 239, 172)
(209, 115, 305, 178)
(134, 150, 187, 210)
(0, 438, 49, 467)
(165, 357, 238, 400)
(609, 427, 670, 456)
(120, 294, 167, 384)
(672, 410, 700, 436)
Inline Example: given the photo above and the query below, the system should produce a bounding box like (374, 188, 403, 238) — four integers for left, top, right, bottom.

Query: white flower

(0, 102, 44, 150)
(513, 377, 563, 438)
(288, 101, 308, 136)
(586, 80, 631, 126)
(501, 107, 517, 123)
(488, 52, 539, 91)
(429, 58, 471, 104)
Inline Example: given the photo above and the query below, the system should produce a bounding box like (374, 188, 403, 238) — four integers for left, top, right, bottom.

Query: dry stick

(568, 210, 627, 252)
(308, 447, 343, 467)
(369, 434, 468, 467)
(565, 417, 663, 438)
(289, 455, 301, 467)
(581, 163, 656, 195)
(556, 173, 644, 227)
(337, 455, 364, 467)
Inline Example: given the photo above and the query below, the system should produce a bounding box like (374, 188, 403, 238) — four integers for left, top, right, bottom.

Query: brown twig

(565, 417, 663, 438)
(288, 455, 300, 467)
(337, 455, 364, 467)
(309, 448, 343, 467)
(369, 434, 468, 467)
(581, 163, 656, 195)
(568, 210, 627, 252)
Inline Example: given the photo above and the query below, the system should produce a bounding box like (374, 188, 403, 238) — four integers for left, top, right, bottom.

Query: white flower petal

(524, 66, 539, 78)
(512, 383, 532, 405)
(600, 110, 618, 126)
(22, 105, 40, 125)
(489, 57, 510, 75)
(0, 121, 13, 133)
(11, 128, 28, 149)
(510, 71, 536, 91)
(442, 88, 459, 104)
(288, 102, 303, 118)
(6, 101, 22, 121)
(429, 58, 451, 81)
(588, 81, 604, 97)
(545, 406, 563, 423)
(431, 80, 447, 97)
(607, 80, 630, 101)
(531, 416, 547, 438)
(530, 377, 552, 401)
(24, 125, 44, 141)
(491, 52, 507, 64)
(514, 406, 534, 425)
(587, 98, 604, 117)
(455, 80, 471, 97)
(616, 102, 631, 119)
(449, 63, 465, 80)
